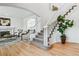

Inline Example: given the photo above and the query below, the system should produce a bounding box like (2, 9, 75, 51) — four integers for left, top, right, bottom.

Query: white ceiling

(0, 5, 34, 20)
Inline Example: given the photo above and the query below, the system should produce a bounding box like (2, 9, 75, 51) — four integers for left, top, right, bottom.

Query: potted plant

(57, 15, 74, 44)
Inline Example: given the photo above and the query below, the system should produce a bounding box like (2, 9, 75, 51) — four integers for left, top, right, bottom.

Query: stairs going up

(31, 29, 45, 49)
(30, 5, 77, 49)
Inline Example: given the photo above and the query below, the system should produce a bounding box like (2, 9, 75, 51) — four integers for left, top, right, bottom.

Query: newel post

(43, 26, 50, 48)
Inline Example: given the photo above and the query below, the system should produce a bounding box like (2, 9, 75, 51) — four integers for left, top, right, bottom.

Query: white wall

(0, 6, 23, 32)
(0, 5, 34, 32)
(11, 18, 23, 31)
(51, 3, 79, 43)
(65, 4, 79, 43)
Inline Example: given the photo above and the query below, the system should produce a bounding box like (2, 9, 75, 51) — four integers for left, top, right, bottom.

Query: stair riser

(36, 35, 43, 38)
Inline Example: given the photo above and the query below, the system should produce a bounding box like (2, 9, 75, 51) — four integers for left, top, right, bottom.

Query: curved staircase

(26, 5, 77, 49)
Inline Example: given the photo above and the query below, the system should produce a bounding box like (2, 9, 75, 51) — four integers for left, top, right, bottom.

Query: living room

(0, 3, 79, 56)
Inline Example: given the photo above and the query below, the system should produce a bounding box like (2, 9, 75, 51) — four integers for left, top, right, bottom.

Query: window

(27, 18, 36, 29)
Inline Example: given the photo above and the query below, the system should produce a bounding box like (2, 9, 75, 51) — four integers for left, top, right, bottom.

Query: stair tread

(34, 37, 43, 42)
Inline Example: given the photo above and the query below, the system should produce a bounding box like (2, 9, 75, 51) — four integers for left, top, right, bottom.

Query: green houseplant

(57, 15, 74, 44)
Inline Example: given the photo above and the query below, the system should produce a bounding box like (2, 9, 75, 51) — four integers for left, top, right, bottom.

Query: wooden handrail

(64, 5, 77, 17)
(47, 5, 77, 45)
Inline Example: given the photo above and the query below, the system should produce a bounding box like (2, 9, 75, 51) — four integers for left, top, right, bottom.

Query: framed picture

(0, 17, 11, 26)
(49, 3, 59, 11)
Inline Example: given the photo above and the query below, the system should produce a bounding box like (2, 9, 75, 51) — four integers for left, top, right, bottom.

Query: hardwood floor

(0, 41, 79, 56)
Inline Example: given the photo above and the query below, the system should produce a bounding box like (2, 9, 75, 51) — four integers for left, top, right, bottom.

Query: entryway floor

(0, 40, 79, 56)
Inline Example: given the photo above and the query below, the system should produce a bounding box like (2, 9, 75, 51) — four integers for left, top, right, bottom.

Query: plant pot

(61, 35, 66, 44)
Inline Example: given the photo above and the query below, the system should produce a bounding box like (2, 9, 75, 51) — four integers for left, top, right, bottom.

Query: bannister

(21, 29, 35, 40)
(64, 5, 77, 17)
(43, 20, 57, 47)
(46, 5, 77, 46)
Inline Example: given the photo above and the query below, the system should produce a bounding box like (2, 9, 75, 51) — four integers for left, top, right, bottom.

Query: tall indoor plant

(57, 15, 74, 44)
